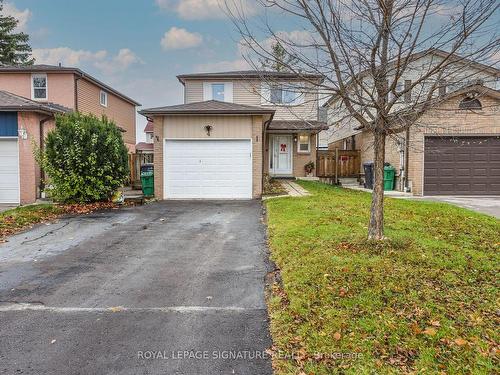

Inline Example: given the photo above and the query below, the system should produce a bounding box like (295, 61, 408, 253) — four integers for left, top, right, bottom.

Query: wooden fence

(317, 149, 361, 181)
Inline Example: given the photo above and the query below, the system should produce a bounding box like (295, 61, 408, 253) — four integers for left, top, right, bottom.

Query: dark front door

(424, 136, 500, 195)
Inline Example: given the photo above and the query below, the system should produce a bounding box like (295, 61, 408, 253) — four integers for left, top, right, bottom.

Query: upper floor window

(203, 82, 233, 102)
(262, 82, 304, 105)
(100, 91, 108, 107)
(31, 74, 47, 100)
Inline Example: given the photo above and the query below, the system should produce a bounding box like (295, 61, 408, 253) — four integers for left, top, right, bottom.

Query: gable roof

(139, 100, 276, 116)
(0, 64, 141, 106)
(323, 48, 500, 107)
(177, 70, 324, 84)
(144, 121, 154, 133)
(0, 90, 71, 114)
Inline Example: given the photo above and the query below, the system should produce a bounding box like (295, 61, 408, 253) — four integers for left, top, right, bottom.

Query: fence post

(334, 148, 339, 184)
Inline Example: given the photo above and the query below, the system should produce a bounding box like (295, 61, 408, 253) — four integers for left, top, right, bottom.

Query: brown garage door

(424, 136, 500, 195)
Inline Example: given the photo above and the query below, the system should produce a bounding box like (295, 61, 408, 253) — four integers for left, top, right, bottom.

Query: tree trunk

(368, 131, 386, 240)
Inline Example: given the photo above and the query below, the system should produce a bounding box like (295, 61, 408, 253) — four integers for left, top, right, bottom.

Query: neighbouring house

(0, 91, 70, 204)
(0, 64, 141, 151)
(135, 121, 154, 165)
(139, 71, 327, 200)
(0, 64, 141, 205)
(322, 50, 500, 196)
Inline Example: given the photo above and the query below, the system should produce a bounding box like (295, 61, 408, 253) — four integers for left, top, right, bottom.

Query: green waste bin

(140, 164, 154, 197)
(383, 165, 396, 191)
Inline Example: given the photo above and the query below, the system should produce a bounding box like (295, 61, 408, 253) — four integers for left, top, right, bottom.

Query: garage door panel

(0, 139, 20, 204)
(164, 140, 252, 199)
(424, 136, 500, 195)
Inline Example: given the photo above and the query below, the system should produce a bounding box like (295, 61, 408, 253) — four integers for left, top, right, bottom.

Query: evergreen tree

(0, 0, 34, 65)
(261, 41, 297, 72)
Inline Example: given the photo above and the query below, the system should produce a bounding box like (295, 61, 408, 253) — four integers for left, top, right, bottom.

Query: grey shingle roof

(139, 100, 276, 116)
(0, 64, 141, 106)
(0, 90, 72, 114)
(268, 120, 328, 132)
(177, 70, 323, 83)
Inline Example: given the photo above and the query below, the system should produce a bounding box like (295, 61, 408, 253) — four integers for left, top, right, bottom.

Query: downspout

(404, 128, 410, 192)
(262, 118, 272, 194)
(39, 115, 53, 197)
(74, 74, 81, 111)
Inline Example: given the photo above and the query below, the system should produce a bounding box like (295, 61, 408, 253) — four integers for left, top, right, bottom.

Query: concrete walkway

(280, 180, 310, 197)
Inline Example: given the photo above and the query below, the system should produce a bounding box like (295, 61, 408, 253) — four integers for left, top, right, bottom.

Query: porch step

(338, 177, 360, 187)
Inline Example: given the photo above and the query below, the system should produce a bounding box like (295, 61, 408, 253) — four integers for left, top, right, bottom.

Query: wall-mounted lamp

(293, 135, 298, 142)
(155, 135, 160, 142)
(18, 128, 28, 140)
(205, 125, 213, 136)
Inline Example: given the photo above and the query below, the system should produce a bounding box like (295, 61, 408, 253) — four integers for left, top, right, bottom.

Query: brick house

(139, 71, 327, 200)
(0, 64, 140, 204)
(322, 50, 500, 196)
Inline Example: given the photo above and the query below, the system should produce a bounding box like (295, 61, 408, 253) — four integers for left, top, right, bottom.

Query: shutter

(203, 82, 211, 101)
(224, 82, 233, 103)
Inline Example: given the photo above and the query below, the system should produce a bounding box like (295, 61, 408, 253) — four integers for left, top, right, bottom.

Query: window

(459, 97, 482, 110)
(100, 91, 108, 107)
(211, 84, 225, 101)
(262, 83, 303, 105)
(203, 82, 233, 102)
(31, 74, 47, 100)
(438, 80, 447, 96)
(298, 134, 310, 153)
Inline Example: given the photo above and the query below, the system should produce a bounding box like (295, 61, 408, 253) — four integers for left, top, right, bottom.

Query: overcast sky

(4, 0, 280, 141)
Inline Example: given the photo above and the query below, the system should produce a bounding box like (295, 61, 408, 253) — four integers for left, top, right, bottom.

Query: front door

(270, 135, 292, 176)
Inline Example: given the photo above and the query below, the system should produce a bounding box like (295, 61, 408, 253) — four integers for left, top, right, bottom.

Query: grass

(265, 181, 499, 374)
(0, 204, 65, 241)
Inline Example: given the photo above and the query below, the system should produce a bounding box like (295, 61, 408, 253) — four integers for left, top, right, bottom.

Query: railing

(317, 149, 361, 181)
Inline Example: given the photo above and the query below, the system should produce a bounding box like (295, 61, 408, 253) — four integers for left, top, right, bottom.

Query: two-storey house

(0, 64, 140, 204)
(322, 49, 500, 196)
(139, 71, 327, 200)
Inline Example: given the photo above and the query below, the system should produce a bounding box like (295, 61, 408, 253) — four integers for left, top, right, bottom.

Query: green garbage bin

(140, 164, 154, 197)
(383, 165, 396, 191)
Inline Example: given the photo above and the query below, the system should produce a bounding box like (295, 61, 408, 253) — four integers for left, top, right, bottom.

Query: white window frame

(31, 73, 48, 101)
(100, 90, 108, 107)
(202, 82, 233, 102)
(297, 134, 311, 154)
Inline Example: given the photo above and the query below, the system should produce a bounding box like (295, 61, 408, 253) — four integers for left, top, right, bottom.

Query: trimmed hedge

(41, 112, 129, 203)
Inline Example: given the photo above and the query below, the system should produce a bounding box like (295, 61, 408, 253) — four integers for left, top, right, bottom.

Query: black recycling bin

(363, 162, 374, 189)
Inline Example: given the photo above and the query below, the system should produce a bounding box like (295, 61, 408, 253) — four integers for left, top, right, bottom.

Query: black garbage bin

(363, 162, 374, 189)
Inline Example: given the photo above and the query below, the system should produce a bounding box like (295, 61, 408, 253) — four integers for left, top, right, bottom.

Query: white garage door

(0, 138, 20, 204)
(164, 139, 252, 199)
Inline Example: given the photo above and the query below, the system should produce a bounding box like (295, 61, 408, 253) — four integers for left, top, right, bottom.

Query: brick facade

(17, 112, 56, 204)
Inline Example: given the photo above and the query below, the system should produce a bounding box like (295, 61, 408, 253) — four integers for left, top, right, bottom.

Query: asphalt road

(0, 201, 273, 375)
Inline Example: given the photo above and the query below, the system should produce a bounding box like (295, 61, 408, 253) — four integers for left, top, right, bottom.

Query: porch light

(205, 125, 213, 136)
(293, 135, 298, 142)
(18, 128, 28, 140)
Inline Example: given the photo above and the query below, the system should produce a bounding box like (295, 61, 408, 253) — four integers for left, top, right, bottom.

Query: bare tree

(226, 0, 499, 239)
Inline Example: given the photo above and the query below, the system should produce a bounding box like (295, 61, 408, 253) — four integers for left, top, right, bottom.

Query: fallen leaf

(454, 338, 467, 346)
(109, 306, 123, 313)
(333, 332, 341, 340)
(423, 327, 437, 336)
(430, 320, 441, 327)
(50, 339, 56, 344)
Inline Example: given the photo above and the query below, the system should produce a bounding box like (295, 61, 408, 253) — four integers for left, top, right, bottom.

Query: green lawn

(265, 181, 499, 374)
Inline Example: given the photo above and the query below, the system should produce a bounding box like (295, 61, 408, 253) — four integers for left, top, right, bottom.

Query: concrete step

(338, 178, 359, 186)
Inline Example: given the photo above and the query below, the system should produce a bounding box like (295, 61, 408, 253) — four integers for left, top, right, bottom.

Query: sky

(2, 0, 283, 141)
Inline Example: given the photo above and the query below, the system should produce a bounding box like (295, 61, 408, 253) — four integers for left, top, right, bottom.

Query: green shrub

(41, 112, 129, 203)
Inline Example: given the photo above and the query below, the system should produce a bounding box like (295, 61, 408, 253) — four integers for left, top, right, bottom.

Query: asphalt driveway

(418, 196, 500, 218)
(0, 201, 273, 375)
